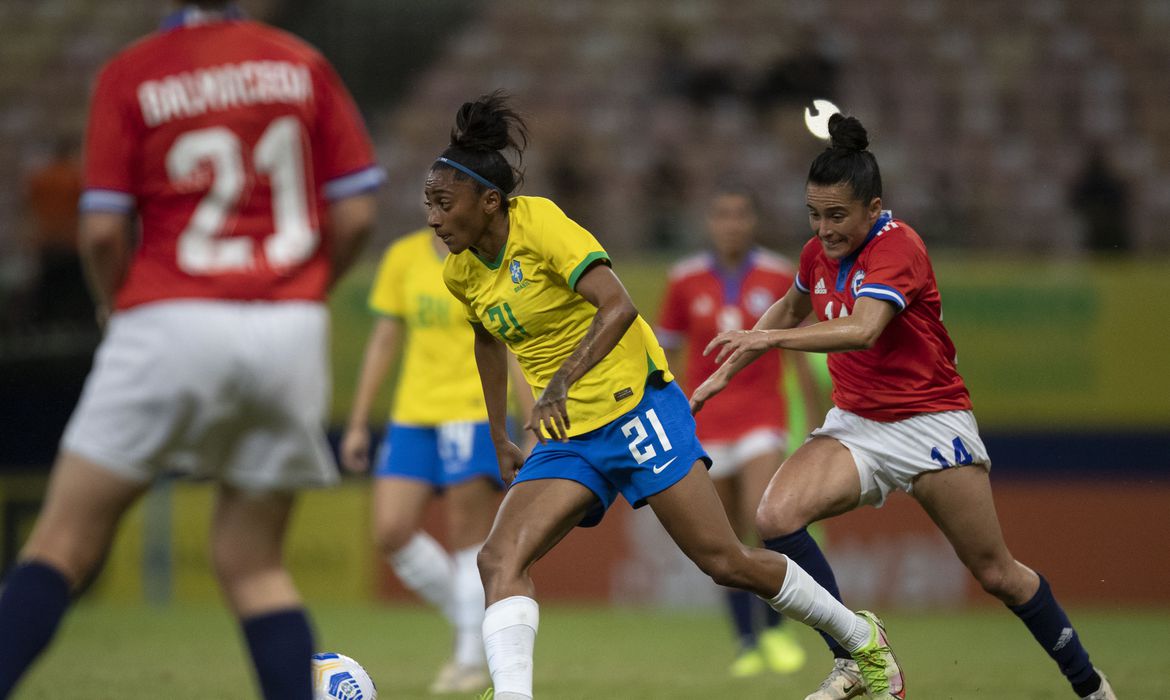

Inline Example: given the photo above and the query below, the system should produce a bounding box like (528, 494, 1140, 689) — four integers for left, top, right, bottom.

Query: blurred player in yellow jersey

(341, 229, 531, 694)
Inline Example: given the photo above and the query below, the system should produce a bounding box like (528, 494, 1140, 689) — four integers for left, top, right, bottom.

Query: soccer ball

(312, 652, 377, 700)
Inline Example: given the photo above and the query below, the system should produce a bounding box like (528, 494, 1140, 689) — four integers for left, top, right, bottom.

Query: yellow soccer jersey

(369, 229, 487, 425)
(443, 196, 672, 437)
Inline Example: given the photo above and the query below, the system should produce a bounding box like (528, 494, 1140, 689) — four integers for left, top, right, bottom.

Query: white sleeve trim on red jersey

(79, 189, 135, 214)
(323, 165, 385, 201)
(794, 273, 810, 294)
(857, 283, 907, 311)
(655, 327, 684, 350)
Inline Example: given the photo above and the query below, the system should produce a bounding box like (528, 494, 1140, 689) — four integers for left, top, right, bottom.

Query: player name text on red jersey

(138, 60, 312, 127)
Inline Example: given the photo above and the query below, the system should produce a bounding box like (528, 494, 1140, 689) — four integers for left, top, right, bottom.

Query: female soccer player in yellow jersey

(428, 92, 905, 700)
(342, 228, 532, 693)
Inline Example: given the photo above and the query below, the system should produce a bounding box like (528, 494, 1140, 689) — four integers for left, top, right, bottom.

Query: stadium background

(0, 0, 1167, 697)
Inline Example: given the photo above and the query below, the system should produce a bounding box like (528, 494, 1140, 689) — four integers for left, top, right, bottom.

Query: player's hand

(494, 439, 525, 486)
(527, 376, 570, 443)
(704, 329, 776, 366)
(689, 371, 730, 415)
(340, 425, 371, 473)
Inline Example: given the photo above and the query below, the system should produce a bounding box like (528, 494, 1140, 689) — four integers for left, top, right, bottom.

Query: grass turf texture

(17, 602, 1167, 698)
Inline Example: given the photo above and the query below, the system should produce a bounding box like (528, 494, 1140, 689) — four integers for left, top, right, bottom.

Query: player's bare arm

(326, 193, 377, 288)
(709, 296, 896, 366)
(529, 263, 638, 443)
(472, 321, 524, 483)
(78, 212, 133, 328)
(341, 316, 403, 473)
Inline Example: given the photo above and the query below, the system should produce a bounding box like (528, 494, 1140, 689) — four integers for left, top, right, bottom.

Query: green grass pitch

(16, 602, 1167, 698)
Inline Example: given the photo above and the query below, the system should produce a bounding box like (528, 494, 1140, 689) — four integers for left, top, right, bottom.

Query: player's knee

(696, 547, 752, 589)
(373, 520, 416, 558)
(755, 499, 807, 541)
(476, 539, 513, 589)
(970, 559, 1016, 600)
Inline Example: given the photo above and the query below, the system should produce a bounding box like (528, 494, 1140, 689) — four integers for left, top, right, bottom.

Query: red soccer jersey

(81, 12, 382, 310)
(795, 213, 971, 421)
(657, 249, 794, 441)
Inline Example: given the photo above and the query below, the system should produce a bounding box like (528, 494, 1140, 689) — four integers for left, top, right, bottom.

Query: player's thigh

(371, 477, 435, 552)
(738, 448, 784, 535)
(647, 461, 742, 562)
(22, 451, 148, 584)
(479, 478, 596, 577)
(911, 465, 1018, 572)
(711, 474, 747, 540)
(756, 436, 863, 539)
(443, 476, 501, 549)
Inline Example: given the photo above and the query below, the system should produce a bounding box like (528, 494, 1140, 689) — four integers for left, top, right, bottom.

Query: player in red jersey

(0, 3, 382, 699)
(693, 114, 1115, 700)
(657, 184, 817, 677)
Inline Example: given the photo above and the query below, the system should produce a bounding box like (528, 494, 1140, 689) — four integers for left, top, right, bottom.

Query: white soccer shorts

(61, 300, 337, 491)
(811, 406, 991, 507)
(704, 426, 787, 480)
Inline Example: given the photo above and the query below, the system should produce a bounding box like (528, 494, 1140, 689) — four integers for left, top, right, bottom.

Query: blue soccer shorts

(373, 421, 502, 489)
(514, 378, 710, 527)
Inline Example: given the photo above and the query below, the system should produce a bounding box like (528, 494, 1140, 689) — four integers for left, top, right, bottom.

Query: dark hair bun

(828, 113, 869, 152)
(450, 91, 520, 153)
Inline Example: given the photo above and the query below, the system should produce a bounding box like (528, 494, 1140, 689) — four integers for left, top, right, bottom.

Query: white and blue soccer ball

(312, 652, 377, 700)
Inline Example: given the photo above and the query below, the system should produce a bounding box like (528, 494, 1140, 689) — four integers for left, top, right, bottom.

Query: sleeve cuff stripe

(324, 166, 386, 201)
(857, 285, 907, 309)
(567, 251, 610, 290)
(79, 189, 134, 213)
(794, 277, 810, 293)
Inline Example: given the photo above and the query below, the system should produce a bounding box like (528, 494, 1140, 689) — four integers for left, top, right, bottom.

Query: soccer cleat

(1081, 669, 1117, 700)
(729, 647, 766, 678)
(803, 658, 866, 700)
(428, 660, 490, 694)
(851, 611, 905, 700)
(758, 626, 807, 674)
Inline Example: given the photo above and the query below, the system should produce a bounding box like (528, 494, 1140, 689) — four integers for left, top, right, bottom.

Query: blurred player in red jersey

(693, 114, 1115, 700)
(657, 184, 821, 677)
(0, 3, 383, 699)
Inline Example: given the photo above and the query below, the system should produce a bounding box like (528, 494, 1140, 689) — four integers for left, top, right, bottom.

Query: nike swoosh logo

(652, 456, 677, 474)
(841, 683, 857, 694)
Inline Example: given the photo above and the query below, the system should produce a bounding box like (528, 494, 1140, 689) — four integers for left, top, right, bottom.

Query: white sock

(482, 595, 539, 699)
(452, 544, 486, 666)
(389, 532, 456, 621)
(763, 555, 870, 652)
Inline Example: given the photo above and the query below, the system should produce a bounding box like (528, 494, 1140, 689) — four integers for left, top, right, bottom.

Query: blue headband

(435, 157, 501, 192)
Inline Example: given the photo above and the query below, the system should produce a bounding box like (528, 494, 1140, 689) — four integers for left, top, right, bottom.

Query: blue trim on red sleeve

(794, 272, 810, 294)
(856, 283, 907, 311)
(79, 189, 135, 214)
(323, 165, 385, 201)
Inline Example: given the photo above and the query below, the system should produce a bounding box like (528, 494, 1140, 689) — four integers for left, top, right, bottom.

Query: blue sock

(724, 588, 758, 649)
(763, 528, 850, 659)
(0, 561, 72, 698)
(1008, 575, 1101, 697)
(242, 608, 315, 700)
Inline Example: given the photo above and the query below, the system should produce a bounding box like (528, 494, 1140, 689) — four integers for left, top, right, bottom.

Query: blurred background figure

(1069, 146, 1132, 254)
(341, 226, 532, 694)
(656, 183, 824, 678)
(21, 136, 88, 325)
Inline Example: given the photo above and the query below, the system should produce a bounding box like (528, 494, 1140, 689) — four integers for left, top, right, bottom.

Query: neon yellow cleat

(758, 626, 807, 674)
(729, 647, 766, 678)
(851, 611, 905, 700)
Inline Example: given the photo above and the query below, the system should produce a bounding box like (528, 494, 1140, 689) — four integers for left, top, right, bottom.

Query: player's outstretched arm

(689, 286, 811, 414)
(78, 211, 133, 328)
(341, 316, 403, 473)
(473, 322, 524, 484)
(326, 194, 377, 289)
(530, 264, 638, 443)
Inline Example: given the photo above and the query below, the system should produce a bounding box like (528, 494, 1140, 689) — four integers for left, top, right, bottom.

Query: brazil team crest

(509, 259, 524, 284)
